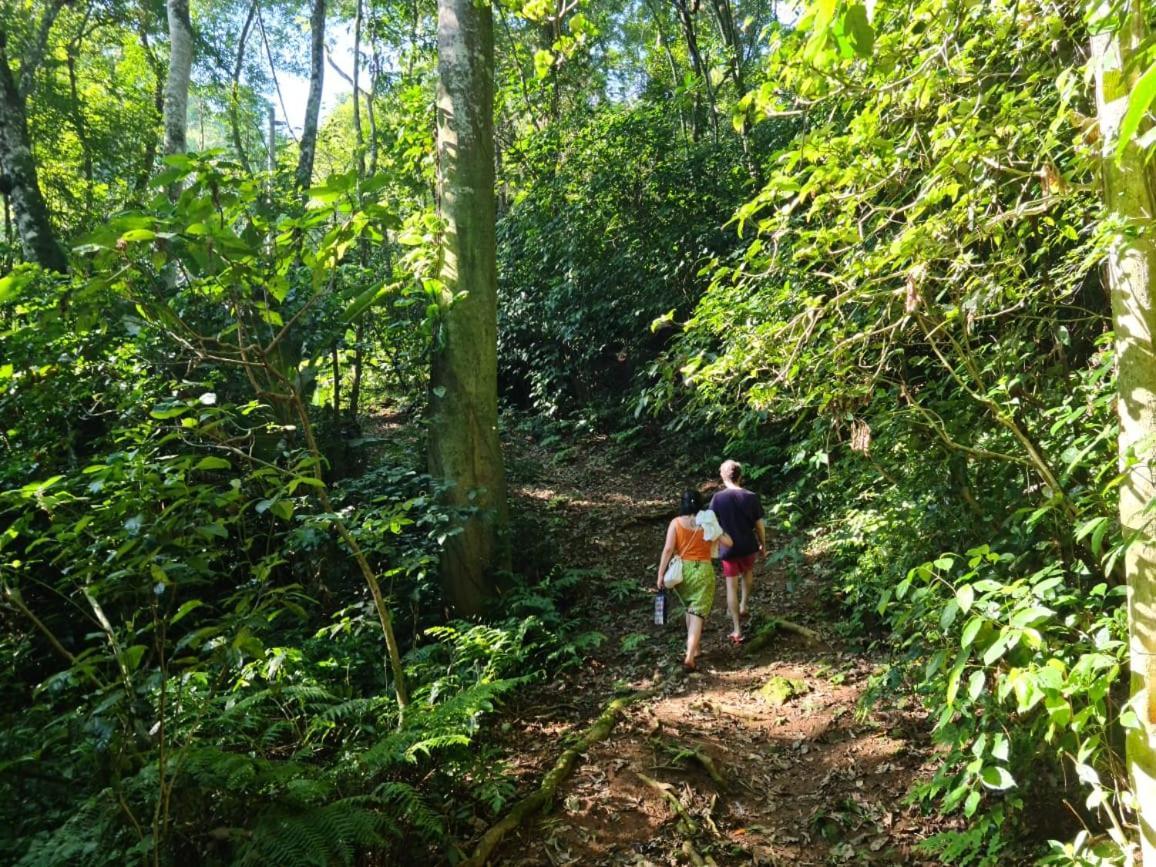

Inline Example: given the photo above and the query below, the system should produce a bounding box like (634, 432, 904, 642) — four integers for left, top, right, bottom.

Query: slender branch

(256, 4, 298, 143)
(2, 584, 79, 668)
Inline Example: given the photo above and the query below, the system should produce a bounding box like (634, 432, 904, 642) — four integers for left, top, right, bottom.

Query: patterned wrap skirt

(674, 559, 715, 619)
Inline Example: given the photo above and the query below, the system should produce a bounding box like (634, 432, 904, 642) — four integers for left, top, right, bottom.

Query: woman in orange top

(657, 490, 732, 672)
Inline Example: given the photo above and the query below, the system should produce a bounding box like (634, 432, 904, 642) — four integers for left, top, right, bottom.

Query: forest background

(3, 0, 1156, 863)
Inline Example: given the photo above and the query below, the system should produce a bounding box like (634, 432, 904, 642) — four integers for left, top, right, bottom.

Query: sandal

(728, 633, 744, 646)
(681, 660, 698, 673)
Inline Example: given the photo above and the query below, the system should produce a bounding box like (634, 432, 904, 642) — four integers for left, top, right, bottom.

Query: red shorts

(722, 554, 757, 578)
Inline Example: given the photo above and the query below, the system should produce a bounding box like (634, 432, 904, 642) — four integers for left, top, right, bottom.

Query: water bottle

(654, 589, 667, 625)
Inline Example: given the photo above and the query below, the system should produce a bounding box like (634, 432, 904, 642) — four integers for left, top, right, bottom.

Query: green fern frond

(373, 782, 445, 840)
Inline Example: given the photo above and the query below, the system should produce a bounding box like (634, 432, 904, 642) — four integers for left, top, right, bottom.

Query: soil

(468, 430, 954, 866)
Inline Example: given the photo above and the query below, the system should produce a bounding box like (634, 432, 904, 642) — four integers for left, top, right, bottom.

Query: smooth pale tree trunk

(267, 104, 275, 171)
(351, 0, 364, 178)
(295, 0, 325, 190)
(0, 33, 67, 272)
(163, 0, 193, 158)
(1092, 5, 1156, 860)
(431, 0, 509, 617)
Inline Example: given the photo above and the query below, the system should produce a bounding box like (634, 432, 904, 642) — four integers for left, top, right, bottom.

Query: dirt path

(480, 432, 947, 865)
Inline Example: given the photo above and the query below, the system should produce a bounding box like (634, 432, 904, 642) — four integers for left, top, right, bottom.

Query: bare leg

(725, 575, 742, 638)
(740, 568, 754, 616)
(685, 612, 705, 666)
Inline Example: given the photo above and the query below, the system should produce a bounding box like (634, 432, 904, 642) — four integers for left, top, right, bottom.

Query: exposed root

(700, 698, 768, 724)
(652, 737, 727, 790)
(463, 688, 656, 866)
(636, 771, 698, 836)
(682, 839, 719, 866)
(746, 617, 821, 652)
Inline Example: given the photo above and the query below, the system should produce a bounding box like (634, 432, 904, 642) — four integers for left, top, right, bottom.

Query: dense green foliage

(0, 157, 602, 863)
(644, 0, 1148, 861)
(497, 105, 757, 418)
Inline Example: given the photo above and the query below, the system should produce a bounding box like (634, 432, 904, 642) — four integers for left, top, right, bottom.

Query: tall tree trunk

(135, 26, 165, 191)
(66, 39, 95, 219)
(644, 0, 690, 151)
(707, 0, 743, 96)
(431, 0, 509, 617)
(331, 343, 341, 416)
(229, 0, 258, 173)
(3, 193, 12, 271)
(163, 0, 193, 158)
(267, 103, 275, 171)
(349, 321, 365, 419)
(351, 0, 365, 179)
(671, 0, 718, 143)
(706, 0, 756, 179)
(366, 67, 378, 174)
(0, 32, 68, 272)
(295, 0, 325, 190)
(1092, 4, 1156, 861)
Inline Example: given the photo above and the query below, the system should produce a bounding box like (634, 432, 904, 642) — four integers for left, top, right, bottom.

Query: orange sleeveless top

(675, 520, 713, 562)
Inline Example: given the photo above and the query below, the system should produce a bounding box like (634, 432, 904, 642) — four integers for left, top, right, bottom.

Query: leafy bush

(0, 161, 593, 865)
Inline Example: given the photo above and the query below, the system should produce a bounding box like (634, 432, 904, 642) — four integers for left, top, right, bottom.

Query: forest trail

(479, 433, 949, 866)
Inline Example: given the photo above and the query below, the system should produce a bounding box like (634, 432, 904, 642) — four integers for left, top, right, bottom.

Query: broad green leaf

(121, 645, 148, 672)
(1010, 606, 1054, 628)
(119, 229, 157, 243)
(172, 600, 204, 625)
(961, 616, 983, 648)
(1117, 61, 1156, 158)
(1045, 694, 1071, 727)
(150, 404, 188, 419)
(270, 500, 294, 521)
(964, 789, 981, 817)
(983, 634, 1009, 666)
(967, 669, 985, 701)
(534, 49, 555, 79)
(945, 658, 966, 705)
(343, 283, 392, 323)
(194, 456, 231, 471)
(956, 584, 975, 613)
(843, 4, 874, 58)
(980, 766, 1015, 790)
(991, 735, 1009, 762)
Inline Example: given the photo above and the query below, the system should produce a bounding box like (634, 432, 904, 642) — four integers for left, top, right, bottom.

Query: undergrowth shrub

(0, 163, 599, 865)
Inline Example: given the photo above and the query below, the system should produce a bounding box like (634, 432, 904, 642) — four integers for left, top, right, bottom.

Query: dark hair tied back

(679, 489, 701, 516)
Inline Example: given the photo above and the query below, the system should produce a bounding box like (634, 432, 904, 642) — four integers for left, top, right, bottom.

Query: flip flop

(728, 633, 744, 646)
(681, 660, 698, 673)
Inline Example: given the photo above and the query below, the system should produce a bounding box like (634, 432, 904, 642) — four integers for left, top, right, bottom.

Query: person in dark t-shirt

(709, 459, 765, 643)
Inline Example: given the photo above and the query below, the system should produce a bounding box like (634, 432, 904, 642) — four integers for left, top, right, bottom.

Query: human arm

(709, 529, 733, 560)
(755, 518, 766, 559)
(657, 520, 677, 589)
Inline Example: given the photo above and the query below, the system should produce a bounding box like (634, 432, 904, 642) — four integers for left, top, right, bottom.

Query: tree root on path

(700, 698, 768, 724)
(636, 771, 698, 836)
(463, 688, 656, 866)
(651, 737, 728, 790)
(682, 839, 720, 866)
(745, 617, 821, 652)
(636, 772, 723, 866)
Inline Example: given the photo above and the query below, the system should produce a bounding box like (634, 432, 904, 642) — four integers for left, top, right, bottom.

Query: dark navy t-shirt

(709, 487, 764, 560)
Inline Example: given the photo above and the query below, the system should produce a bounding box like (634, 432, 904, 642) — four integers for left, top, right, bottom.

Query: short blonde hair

(720, 459, 742, 484)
